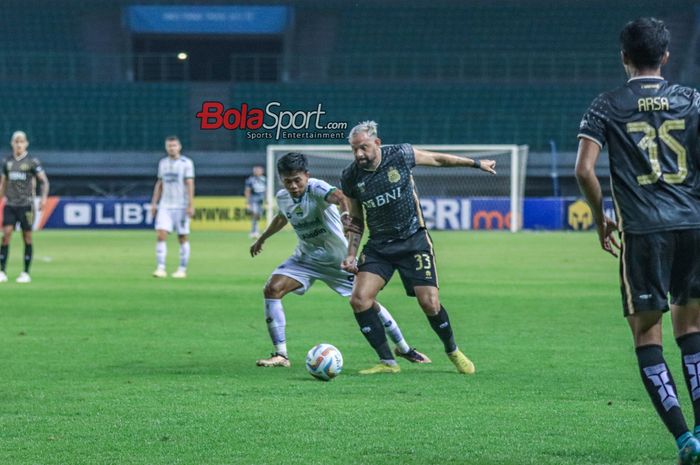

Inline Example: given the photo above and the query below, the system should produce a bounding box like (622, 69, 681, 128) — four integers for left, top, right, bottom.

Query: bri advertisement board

(1, 196, 613, 231)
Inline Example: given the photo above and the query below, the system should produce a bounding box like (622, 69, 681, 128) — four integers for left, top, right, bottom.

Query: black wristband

(473, 159, 481, 169)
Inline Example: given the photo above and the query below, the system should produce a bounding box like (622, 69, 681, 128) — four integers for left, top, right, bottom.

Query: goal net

(265, 144, 528, 232)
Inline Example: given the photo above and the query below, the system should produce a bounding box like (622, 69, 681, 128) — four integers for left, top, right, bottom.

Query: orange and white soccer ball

(305, 343, 343, 381)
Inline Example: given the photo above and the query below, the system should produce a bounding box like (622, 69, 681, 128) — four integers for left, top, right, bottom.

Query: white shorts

(155, 208, 190, 235)
(272, 256, 355, 297)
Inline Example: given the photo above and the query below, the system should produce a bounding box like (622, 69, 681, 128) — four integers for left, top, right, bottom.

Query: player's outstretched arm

(575, 138, 619, 257)
(250, 214, 288, 257)
(341, 197, 364, 274)
(414, 148, 496, 174)
(150, 179, 162, 218)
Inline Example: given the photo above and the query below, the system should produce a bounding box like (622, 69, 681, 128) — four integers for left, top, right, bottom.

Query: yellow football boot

(358, 362, 401, 375)
(447, 349, 476, 374)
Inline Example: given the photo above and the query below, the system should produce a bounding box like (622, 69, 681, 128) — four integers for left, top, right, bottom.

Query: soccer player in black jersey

(576, 18, 700, 464)
(0, 131, 49, 284)
(340, 121, 496, 374)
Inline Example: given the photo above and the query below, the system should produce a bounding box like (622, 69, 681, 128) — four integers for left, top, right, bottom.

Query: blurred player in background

(150, 135, 195, 279)
(245, 165, 266, 239)
(576, 18, 700, 464)
(250, 152, 430, 368)
(0, 131, 49, 284)
(340, 121, 496, 374)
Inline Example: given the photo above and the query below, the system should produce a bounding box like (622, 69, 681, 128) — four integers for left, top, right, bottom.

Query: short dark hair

(620, 17, 670, 69)
(277, 152, 308, 175)
(165, 135, 180, 143)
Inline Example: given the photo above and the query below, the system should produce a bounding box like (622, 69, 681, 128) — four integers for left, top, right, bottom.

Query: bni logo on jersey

(195, 101, 348, 141)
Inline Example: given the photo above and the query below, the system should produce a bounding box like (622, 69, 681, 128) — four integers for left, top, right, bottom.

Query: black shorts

(358, 229, 438, 296)
(2, 205, 33, 231)
(619, 229, 700, 316)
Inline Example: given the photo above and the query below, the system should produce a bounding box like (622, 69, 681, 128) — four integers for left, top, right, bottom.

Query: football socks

(179, 241, 190, 269)
(0, 244, 7, 272)
(23, 243, 32, 273)
(636, 344, 690, 441)
(156, 241, 166, 268)
(678, 332, 700, 432)
(427, 305, 457, 353)
(354, 307, 394, 361)
(375, 302, 410, 354)
(264, 298, 287, 356)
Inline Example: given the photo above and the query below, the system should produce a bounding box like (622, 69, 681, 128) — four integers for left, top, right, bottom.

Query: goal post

(265, 144, 528, 232)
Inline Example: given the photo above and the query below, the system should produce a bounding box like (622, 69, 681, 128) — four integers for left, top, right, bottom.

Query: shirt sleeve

(398, 143, 416, 169)
(185, 160, 194, 179)
(2, 160, 7, 176)
(245, 177, 252, 190)
(32, 159, 44, 175)
(157, 161, 163, 179)
(275, 190, 287, 218)
(340, 168, 355, 199)
(577, 95, 608, 148)
(309, 179, 336, 201)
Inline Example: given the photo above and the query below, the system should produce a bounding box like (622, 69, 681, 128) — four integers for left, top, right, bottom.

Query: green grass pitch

(0, 230, 687, 464)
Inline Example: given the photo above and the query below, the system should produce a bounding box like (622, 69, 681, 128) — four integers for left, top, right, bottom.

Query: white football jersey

(276, 178, 347, 266)
(157, 156, 195, 209)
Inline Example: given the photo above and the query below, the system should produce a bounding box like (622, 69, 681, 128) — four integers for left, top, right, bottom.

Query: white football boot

(171, 268, 187, 279)
(152, 267, 167, 278)
(16, 272, 31, 284)
(0, 271, 7, 283)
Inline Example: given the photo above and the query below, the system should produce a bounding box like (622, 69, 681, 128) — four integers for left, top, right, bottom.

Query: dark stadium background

(0, 0, 694, 198)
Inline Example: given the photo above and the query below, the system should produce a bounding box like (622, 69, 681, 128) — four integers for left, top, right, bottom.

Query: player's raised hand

(596, 215, 620, 258)
(341, 255, 358, 274)
(250, 239, 265, 257)
(480, 160, 497, 174)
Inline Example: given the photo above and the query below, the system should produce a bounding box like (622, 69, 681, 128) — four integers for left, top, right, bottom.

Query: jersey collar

(291, 187, 307, 204)
(627, 76, 665, 82)
(12, 151, 28, 161)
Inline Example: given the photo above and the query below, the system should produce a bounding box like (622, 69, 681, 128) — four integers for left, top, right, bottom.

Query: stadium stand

(0, 83, 190, 150)
(0, 0, 696, 196)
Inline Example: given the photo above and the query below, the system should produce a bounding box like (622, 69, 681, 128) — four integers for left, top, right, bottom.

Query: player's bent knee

(349, 293, 372, 312)
(417, 295, 440, 315)
(263, 282, 286, 299)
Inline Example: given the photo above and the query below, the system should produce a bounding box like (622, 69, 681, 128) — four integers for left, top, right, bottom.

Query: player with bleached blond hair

(340, 121, 496, 374)
(250, 152, 430, 368)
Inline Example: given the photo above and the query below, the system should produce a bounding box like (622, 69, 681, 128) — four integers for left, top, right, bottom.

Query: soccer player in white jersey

(250, 152, 430, 368)
(150, 136, 195, 278)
